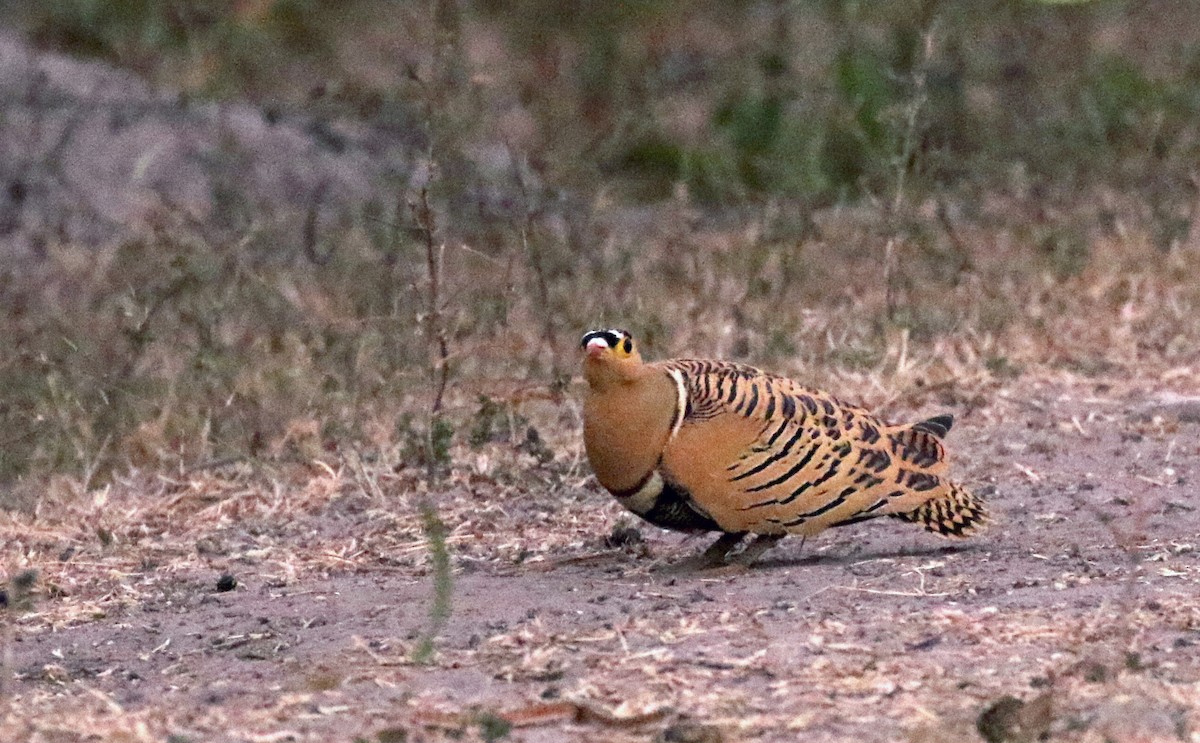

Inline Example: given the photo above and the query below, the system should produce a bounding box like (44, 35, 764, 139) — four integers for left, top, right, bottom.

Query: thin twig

(512, 156, 560, 371)
(415, 186, 450, 417)
(883, 236, 900, 321)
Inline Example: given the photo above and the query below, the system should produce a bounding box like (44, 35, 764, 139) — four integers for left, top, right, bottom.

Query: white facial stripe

(668, 369, 687, 440)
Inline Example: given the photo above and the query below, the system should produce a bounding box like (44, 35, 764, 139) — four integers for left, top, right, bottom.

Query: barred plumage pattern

(581, 329, 988, 566)
(656, 358, 987, 539)
(888, 482, 987, 536)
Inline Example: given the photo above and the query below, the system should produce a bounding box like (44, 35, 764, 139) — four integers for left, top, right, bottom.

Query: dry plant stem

(88, 263, 199, 466)
(883, 236, 900, 322)
(349, 449, 387, 503)
(406, 24, 454, 421)
(522, 228, 557, 352)
(80, 434, 113, 492)
(416, 185, 450, 417)
(936, 195, 975, 274)
(512, 157, 559, 371)
(405, 16, 458, 665)
(302, 179, 335, 266)
(883, 21, 936, 322)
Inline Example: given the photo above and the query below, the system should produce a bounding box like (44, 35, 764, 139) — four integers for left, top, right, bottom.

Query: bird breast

(583, 371, 681, 494)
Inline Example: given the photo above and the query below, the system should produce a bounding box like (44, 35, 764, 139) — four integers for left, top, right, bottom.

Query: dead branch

(414, 185, 450, 417)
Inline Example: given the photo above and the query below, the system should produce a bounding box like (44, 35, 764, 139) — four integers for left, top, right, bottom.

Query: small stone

(216, 574, 237, 592)
(376, 727, 408, 743)
(657, 718, 723, 743)
(977, 693, 1053, 743)
(604, 525, 644, 549)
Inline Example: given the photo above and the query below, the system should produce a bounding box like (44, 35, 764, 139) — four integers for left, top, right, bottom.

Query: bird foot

(670, 532, 787, 574)
(696, 561, 752, 578)
(725, 533, 786, 570)
(661, 532, 746, 573)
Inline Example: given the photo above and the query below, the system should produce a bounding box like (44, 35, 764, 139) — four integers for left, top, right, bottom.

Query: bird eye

(622, 338, 632, 354)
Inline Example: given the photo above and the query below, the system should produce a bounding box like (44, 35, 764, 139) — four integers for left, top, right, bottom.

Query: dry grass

(4, 367, 1200, 740)
(4, 6, 1200, 739)
(4, 186, 1199, 490)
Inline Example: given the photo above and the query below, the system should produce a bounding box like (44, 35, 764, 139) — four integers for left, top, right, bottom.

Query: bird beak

(585, 338, 607, 357)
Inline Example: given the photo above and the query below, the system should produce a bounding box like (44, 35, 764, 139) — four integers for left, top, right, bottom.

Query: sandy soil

(5, 377, 1200, 742)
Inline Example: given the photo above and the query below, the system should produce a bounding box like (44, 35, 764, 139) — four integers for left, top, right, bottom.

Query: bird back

(654, 359, 987, 538)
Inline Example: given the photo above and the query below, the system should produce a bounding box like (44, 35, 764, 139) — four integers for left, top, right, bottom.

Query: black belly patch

(639, 478, 720, 533)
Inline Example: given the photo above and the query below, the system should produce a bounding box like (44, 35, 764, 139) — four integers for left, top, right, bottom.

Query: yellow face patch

(581, 329, 635, 359)
(614, 335, 635, 358)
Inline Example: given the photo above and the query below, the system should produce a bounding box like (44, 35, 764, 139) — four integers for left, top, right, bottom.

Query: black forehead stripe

(580, 329, 627, 348)
(580, 330, 614, 348)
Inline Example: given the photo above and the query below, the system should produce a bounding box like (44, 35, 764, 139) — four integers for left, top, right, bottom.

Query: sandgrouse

(581, 328, 987, 566)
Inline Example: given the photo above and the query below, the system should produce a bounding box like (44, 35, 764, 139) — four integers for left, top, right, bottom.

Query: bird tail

(912, 413, 954, 438)
(889, 481, 988, 537)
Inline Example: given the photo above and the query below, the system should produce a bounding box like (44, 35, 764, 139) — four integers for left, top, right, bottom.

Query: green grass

(411, 500, 453, 665)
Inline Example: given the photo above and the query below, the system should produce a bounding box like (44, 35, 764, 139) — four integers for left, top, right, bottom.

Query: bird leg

(728, 533, 786, 567)
(699, 531, 747, 565)
(664, 532, 746, 572)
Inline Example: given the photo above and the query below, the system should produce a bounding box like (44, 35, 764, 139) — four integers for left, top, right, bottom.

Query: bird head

(580, 328, 643, 388)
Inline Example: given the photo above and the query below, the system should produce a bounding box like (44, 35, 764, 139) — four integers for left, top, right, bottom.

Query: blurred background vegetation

(1, 0, 1199, 490)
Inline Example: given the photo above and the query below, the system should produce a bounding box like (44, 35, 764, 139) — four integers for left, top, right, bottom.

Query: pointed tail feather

(890, 481, 988, 537)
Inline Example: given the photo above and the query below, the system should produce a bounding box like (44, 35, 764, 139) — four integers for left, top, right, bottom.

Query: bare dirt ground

(5, 374, 1200, 742)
